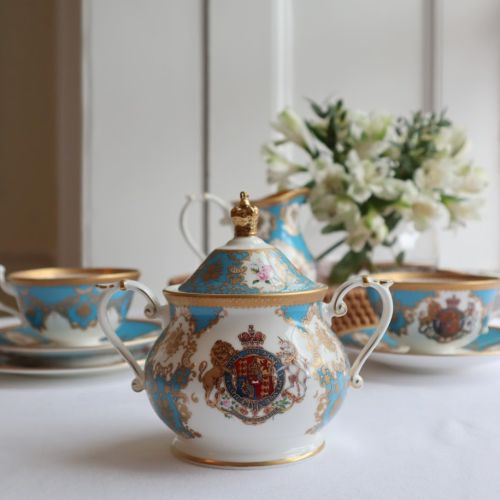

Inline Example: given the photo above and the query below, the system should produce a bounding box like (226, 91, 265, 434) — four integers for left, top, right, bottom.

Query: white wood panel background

(290, 0, 427, 260)
(82, 0, 203, 293)
(82, 0, 500, 291)
(437, 0, 499, 270)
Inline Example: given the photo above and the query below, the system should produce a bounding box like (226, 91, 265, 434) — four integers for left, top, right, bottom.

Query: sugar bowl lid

(165, 192, 327, 307)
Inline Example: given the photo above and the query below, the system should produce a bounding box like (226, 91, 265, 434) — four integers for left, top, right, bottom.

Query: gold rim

(366, 271, 500, 291)
(171, 441, 325, 468)
(163, 286, 328, 308)
(253, 188, 310, 208)
(7, 267, 140, 286)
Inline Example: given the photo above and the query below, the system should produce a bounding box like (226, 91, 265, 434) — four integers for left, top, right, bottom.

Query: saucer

(340, 326, 500, 372)
(0, 319, 161, 368)
(0, 358, 143, 377)
(0, 317, 159, 347)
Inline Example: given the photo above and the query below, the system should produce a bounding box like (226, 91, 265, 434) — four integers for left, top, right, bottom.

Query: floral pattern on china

(243, 252, 303, 292)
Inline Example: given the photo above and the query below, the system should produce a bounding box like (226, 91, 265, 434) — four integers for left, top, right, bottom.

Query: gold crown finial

(231, 191, 259, 237)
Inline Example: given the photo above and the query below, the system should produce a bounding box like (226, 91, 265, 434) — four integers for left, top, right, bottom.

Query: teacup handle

(0, 265, 21, 318)
(98, 279, 169, 393)
(329, 275, 393, 389)
(179, 193, 232, 261)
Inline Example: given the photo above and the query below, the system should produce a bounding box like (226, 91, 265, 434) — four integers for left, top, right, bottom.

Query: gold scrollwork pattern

(275, 302, 349, 434)
(145, 305, 227, 439)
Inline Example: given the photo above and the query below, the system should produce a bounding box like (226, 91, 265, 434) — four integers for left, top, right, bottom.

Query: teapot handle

(0, 265, 21, 318)
(179, 193, 232, 261)
(97, 279, 169, 393)
(329, 275, 393, 389)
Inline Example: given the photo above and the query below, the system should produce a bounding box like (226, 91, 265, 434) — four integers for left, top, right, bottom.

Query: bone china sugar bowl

(98, 192, 393, 467)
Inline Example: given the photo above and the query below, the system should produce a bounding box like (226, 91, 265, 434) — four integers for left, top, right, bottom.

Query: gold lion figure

(198, 340, 236, 402)
(418, 300, 441, 333)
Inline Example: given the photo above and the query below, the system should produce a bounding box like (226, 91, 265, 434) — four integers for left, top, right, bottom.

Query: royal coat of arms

(418, 294, 479, 343)
(199, 325, 308, 425)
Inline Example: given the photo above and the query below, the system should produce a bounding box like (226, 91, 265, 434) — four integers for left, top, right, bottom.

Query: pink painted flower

(257, 265, 273, 282)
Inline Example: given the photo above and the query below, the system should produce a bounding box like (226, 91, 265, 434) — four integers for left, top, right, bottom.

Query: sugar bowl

(98, 192, 393, 467)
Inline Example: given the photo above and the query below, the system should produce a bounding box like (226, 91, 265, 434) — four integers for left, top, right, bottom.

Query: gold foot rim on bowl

(171, 441, 325, 468)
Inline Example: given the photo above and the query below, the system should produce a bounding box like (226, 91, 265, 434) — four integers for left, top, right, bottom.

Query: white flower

(435, 125, 468, 158)
(350, 110, 396, 160)
(331, 199, 361, 227)
(309, 185, 360, 227)
(373, 178, 408, 201)
(445, 198, 482, 226)
(454, 164, 487, 194)
(345, 151, 398, 202)
(345, 212, 388, 252)
(366, 212, 389, 246)
(308, 155, 356, 225)
(272, 108, 315, 152)
(398, 182, 443, 231)
(414, 158, 456, 192)
(410, 197, 442, 231)
(309, 190, 336, 222)
(346, 222, 370, 252)
(309, 155, 346, 193)
(262, 143, 304, 188)
(351, 110, 395, 140)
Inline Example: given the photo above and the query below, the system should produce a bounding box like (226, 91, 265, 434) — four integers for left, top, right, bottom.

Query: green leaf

(395, 251, 405, 266)
(384, 212, 402, 232)
(315, 237, 347, 262)
(306, 121, 328, 147)
(307, 98, 328, 119)
(321, 223, 344, 234)
(328, 249, 371, 284)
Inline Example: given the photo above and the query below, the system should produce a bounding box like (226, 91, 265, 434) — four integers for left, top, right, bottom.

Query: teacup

(0, 266, 139, 347)
(365, 271, 500, 354)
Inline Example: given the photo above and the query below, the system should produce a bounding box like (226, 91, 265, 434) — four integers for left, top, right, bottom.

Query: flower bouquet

(263, 99, 486, 284)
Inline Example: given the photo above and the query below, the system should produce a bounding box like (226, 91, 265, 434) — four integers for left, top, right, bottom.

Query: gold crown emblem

(231, 192, 259, 237)
(238, 325, 266, 348)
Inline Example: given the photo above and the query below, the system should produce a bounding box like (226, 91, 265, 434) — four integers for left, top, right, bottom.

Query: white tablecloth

(1, 323, 500, 500)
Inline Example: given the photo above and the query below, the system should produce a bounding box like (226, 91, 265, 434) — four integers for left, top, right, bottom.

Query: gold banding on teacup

(7, 267, 139, 286)
(367, 270, 500, 291)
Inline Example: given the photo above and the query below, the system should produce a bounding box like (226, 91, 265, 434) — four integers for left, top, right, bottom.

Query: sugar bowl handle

(179, 193, 232, 261)
(0, 265, 21, 318)
(329, 275, 393, 389)
(97, 280, 169, 393)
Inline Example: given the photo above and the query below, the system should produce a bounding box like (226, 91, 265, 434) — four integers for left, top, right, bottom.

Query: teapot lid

(167, 192, 327, 307)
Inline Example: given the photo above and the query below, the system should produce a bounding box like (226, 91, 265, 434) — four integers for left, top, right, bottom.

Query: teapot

(180, 188, 317, 280)
(98, 192, 393, 467)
